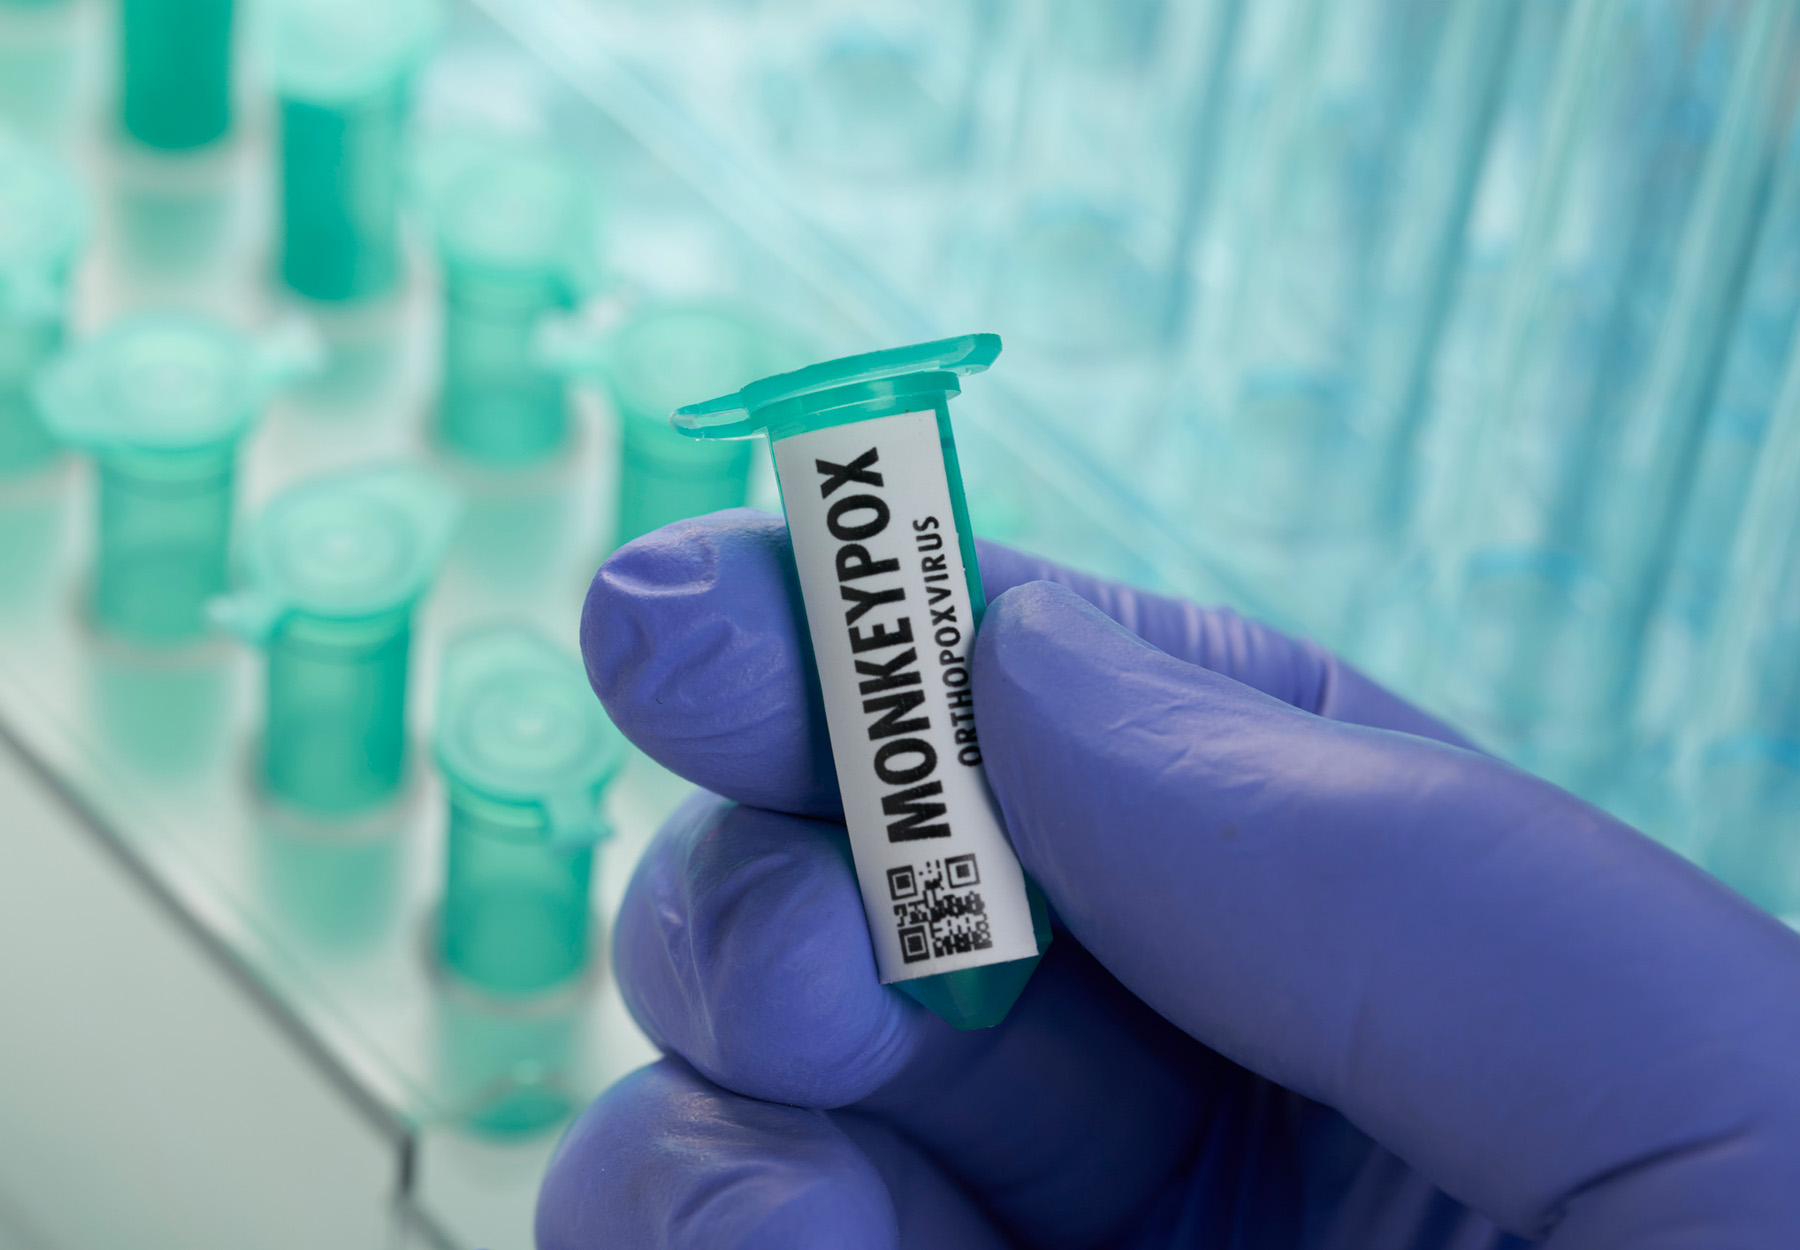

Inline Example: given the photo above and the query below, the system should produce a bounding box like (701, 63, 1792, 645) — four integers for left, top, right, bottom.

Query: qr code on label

(887, 854, 992, 964)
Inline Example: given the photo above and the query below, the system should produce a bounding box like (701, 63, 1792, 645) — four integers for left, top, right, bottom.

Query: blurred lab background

(3, 0, 1800, 1246)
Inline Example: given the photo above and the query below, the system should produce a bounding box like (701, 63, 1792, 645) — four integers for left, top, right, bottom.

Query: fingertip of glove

(537, 1059, 897, 1250)
(616, 797, 927, 1109)
(579, 511, 840, 811)
(580, 509, 788, 704)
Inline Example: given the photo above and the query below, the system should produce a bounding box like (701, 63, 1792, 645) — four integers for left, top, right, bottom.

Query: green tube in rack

(212, 465, 457, 814)
(36, 314, 310, 643)
(119, 0, 233, 149)
(435, 625, 624, 995)
(273, 0, 438, 302)
(551, 302, 802, 546)
(673, 333, 1050, 1030)
(429, 141, 593, 465)
(0, 135, 81, 475)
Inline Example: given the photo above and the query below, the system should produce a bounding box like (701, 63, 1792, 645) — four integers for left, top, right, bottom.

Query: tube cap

(435, 625, 625, 845)
(273, 0, 441, 103)
(211, 464, 458, 641)
(671, 332, 1000, 440)
(0, 134, 82, 317)
(35, 314, 318, 457)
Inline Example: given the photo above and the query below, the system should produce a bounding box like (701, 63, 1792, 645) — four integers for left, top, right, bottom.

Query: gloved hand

(539, 509, 1800, 1250)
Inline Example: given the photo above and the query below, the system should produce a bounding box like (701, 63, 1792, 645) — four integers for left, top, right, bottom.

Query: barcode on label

(887, 854, 993, 964)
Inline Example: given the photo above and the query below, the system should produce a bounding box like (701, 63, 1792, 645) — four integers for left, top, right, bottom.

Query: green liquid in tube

(213, 464, 457, 814)
(0, 137, 80, 476)
(120, 0, 233, 149)
(673, 333, 1050, 1030)
(36, 314, 276, 643)
(435, 626, 625, 995)
(273, 0, 437, 302)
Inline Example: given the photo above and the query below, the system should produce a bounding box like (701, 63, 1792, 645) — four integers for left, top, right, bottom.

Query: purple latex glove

(540, 510, 1800, 1250)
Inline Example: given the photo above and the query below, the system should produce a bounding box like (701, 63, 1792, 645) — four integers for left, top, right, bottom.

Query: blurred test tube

(212, 465, 457, 815)
(435, 624, 624, 998)
(0, 134, 82, 476)
(35, 314, 315, 644)
(274, 0, 440, 302)
(544, 299, 805, 548)
(424, 137, 596, 466)
(119, 0, 234, 150)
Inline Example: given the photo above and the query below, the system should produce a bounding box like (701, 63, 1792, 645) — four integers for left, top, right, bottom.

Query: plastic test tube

(0, 136, 81, 475)
(435, 625, 624, 995)
(431, 143, 592, 465)
(556, 302, 801, 548)
(35, 314, 309, 643)
(673, 333, 1050, 1030)
(212, 466, 457, 815)
(274, 0, 438, 302)
(120, 0, 234, 149)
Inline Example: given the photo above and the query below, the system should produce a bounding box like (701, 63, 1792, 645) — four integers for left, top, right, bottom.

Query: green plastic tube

(673, 333, 1050, 1030)
(212, 465, 457, 814)
(120, 0, 233, 149)
(36, 314, 301, 643)
(0, 136, 81, 475)
(273, 0, 438, 302)
(430, 141, 593, 465)
(552, 302, 801, 546)
(435, 625, 624, 995)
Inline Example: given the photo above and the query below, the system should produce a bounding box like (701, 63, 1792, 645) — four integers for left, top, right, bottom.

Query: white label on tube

(774, 409, 1038, 984)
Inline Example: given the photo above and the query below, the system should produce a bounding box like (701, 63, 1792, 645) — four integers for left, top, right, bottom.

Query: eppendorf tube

(273, 0, 438, 302)
(429, 141, 593, 465)
(35, 314, 312, 643)
(546, 301, 801, 547)
(0, 135, 82, 475)
(119, 0, 234, 149)
(212, 465, 457, 815)
(435, 625, 625, 995)
(673, 332, 1049, 1029)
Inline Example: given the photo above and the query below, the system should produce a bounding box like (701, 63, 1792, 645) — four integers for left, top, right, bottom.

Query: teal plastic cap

(272, 0, 441, 103)
(435, 625, 625, 845)
(212, 464, 458, 641)
(0, 134, 82, 317)
(540, 300, 808, 419)
(420, 137, 596, 288)
(671, 332, 1001, 440)
(35, 314, 318, 456)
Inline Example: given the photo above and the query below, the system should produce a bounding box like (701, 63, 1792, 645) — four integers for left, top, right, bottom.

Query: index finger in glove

(977, 580, 1800, 1244)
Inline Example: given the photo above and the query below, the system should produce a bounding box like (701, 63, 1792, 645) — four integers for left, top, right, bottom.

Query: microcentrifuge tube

(429, 141, 592, 465)
(36, 314, 310, 643)
(435, 625, 625, 995)
(673, 333, 1050, 1030)
(212, 465, 457, 814)
(120, 0, 234, 149)
(273, 0, 439, 301)
(548, 301, 803, 547)
(0, 135, 81, 475)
